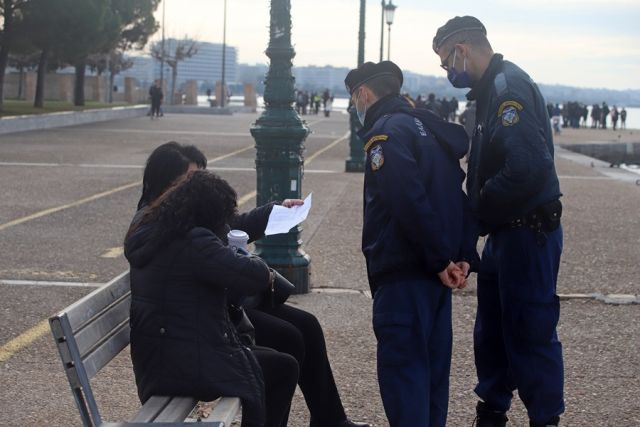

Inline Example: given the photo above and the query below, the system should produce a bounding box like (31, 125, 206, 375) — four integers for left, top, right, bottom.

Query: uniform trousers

(247, 305, 347, 426)
(372, 279, 452, 427)
(474, 226, 565, 424)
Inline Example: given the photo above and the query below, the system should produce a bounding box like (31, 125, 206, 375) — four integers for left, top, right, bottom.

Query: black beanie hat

(344, 60, 403, 95)
(432, 16, 486, 53)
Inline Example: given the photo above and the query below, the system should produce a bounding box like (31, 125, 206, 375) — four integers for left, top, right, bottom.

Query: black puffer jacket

(124, 224, 271, 426)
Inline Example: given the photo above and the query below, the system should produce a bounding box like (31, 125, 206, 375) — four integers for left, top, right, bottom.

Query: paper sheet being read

(264, 193, 312, 236)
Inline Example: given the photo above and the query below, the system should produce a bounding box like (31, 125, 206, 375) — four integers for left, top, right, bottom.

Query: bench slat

(82, 320, 130, 379)
(75, 293, 131, 358)
(131, 396, 172, 422)
(61, 272, 130, 332)
(154, 397, 200, 422)
(206, 397, 241, 426)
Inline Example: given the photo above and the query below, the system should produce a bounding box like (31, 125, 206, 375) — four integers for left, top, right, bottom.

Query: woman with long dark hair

(125, 171, 298, 427)
(131, 142, 369, 427)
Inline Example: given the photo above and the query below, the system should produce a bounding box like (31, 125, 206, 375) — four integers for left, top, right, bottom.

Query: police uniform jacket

(124, 223, 270, 425)
(357, 95, 478, 294)
(466, 54, 561, 230)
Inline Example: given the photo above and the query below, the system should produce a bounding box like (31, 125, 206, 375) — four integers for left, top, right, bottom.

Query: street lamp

(250, 0, 311, 293)
(379, 0, 385, 62)
(384, 0, 397, 60)
(220, 0, 227, 108)
(345, 0, 366, 173)
(159, 0, 166, 88)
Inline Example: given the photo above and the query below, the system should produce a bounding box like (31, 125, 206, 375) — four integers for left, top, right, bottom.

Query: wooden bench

(49, 271, 241, 427)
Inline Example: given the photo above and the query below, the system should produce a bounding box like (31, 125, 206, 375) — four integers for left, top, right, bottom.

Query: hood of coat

(360, 94, 470, 161)
(124, 221, 159, 268)
(124, 208, 231, 268)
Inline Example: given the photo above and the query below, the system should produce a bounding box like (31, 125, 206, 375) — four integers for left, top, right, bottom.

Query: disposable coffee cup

(227, 229, 249, 251)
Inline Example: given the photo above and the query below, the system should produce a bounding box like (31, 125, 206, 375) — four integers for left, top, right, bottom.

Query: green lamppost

(345, 0, 367, 173)
(250, 0, 311, 293)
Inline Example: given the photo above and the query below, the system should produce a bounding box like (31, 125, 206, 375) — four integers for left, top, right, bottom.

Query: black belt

(506, 200, 562, 244)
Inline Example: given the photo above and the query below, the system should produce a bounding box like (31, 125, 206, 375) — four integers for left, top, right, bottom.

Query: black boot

(311, 420, 370, 427)
(529, 416, 560, 427)
(473, 401, 508, 427)
(335, 421, 370, 427)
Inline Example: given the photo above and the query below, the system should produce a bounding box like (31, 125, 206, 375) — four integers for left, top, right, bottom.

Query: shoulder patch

(364, 134, 388, 152)
(498, 100, 523, 127)
(494, 73, 508, 97)
(370, 144, 385, 171)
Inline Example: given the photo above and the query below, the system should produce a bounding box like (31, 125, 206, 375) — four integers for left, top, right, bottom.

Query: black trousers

(245, 346, 298, 427)
(151, 100, 161, 117)
(247, 305, 347, 426)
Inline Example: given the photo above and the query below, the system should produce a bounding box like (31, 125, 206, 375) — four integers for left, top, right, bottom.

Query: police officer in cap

(432, 16, 565, 427)
(345, 61, 479, 427)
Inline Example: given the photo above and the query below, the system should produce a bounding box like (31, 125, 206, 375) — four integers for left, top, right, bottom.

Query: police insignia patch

(370, 144, 384, 171)
(498, 100, 523, 127)
(501, 106, 520, 126)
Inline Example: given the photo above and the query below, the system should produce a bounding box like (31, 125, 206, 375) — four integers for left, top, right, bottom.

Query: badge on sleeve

(497, 100, 523, 127)
(370, 144, 385, 171)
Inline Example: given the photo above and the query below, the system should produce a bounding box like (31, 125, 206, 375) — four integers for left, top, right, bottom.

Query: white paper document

(264, 193, 312, 236)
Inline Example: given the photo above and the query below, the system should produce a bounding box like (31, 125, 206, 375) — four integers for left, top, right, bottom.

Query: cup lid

(227, 229, 249, 239)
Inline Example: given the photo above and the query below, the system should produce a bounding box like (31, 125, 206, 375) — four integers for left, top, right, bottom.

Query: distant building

(292, 65, 350, 94)
(118, 40, 238, 93)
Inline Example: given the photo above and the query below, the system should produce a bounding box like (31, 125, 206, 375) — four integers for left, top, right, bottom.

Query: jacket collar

(466, 53, 504, 102)
(357, 94, 412, 139)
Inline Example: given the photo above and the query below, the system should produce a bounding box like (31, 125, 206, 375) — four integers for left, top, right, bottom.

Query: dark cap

(432, 16, 486, 53)
(344, 61, 403, 95)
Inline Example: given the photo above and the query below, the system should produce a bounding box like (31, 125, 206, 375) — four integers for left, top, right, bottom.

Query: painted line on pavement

(101, 247, 125, 258)
(305, 131, 349, 165)
(0, 319, 50, 363)
(557, 175, 613, 180)
(0, 181, 142, 233)
(0, 146, 253, 234)
(0, 279, 102, 288)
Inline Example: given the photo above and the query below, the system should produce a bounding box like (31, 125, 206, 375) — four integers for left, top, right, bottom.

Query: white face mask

(355, 89, 367, 126)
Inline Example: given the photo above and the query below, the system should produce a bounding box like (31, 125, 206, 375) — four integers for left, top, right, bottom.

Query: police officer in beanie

(433, 16, 564, 427)
(344, 61, 479, 427)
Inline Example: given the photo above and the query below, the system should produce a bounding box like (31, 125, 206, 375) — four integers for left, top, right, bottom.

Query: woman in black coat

(135, 142, 369, 427)
(125, 171, 298, 427)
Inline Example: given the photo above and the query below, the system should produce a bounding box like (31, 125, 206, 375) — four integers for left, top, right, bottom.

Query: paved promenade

(0, 113, 638, 426)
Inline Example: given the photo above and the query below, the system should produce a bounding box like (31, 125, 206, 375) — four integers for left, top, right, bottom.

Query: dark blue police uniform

(357, 94, 477, 427)
(466, 54, 565, 424)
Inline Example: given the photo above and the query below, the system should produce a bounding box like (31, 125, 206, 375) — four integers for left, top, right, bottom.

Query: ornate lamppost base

(253, 231, 310, 294)
(345, 159, 366, 172)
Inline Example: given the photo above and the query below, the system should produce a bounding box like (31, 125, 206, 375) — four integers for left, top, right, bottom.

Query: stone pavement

(0, 113, 638, 426)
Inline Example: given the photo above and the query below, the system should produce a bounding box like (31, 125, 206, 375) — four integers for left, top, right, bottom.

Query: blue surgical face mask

(447, 49, 473, 89)
(355, 89, 367, 126)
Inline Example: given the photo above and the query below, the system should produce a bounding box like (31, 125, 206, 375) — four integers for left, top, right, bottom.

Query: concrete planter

(0, 105, 148, 136)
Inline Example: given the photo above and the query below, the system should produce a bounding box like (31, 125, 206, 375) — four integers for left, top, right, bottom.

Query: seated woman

(134, 142, 369, 427)
(125, 171, 298, 427)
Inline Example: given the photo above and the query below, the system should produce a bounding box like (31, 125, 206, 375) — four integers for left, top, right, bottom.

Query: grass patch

(0, 99, 133, 118)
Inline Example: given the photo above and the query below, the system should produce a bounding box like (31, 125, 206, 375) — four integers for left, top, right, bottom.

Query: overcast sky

(153, 0, 640, 90)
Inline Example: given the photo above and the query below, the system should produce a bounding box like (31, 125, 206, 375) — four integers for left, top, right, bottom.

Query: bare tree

(87, 50, 133, 103)
(151, 38, 198, 105)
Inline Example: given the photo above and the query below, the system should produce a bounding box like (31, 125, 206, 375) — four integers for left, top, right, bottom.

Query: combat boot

(473, 401, 508, 427)
(529, 416, 560, 427)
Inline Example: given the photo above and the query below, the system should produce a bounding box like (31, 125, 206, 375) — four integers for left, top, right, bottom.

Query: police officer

(344, 61, 479, 427)
(432, 16, 564, 427)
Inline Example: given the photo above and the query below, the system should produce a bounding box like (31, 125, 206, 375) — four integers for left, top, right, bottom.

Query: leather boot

(529, 416, 560, 427)
(473, 401, 508, 427)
